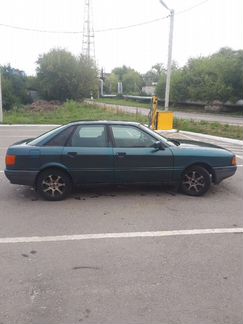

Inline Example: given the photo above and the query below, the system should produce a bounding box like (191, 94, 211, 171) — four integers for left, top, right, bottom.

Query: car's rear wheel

(180, 166, 211, 196)
(36, 168, 71, 201)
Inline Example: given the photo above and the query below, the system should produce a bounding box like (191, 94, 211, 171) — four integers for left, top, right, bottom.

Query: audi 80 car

(5, 121, 237, 200)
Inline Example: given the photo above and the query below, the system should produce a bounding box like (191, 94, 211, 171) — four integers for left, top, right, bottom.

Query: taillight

(5, 155, 16, 166)
(231, 156, 237, 166)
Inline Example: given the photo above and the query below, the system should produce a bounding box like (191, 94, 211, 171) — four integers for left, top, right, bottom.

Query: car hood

(169, 138, 228, 150)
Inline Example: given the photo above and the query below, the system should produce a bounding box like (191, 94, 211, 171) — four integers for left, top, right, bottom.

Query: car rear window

(28, 125, 67, 146)
(44, 126, 75, 146)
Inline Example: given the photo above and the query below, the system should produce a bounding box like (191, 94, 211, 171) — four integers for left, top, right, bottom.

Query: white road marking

(0, 228, 242, 244)
(236, 155, 243, 160)
(0, 124, 58, 127)
(0, 135, 38, 138)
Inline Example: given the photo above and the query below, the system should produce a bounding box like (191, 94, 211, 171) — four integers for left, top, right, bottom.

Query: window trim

(66, 124, 110, 148)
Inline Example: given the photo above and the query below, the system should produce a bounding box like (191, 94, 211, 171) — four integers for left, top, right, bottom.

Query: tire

(36, 168, 72, 201)
(180, 166, 211, 196)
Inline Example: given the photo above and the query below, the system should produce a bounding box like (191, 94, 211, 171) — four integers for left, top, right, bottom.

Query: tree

(26, 76, 39, 91)
(155, 48, 243, 103)
(103, 73, 119, 94)
(78, 55, 99, 98)
(155, 61, 177, 99)
(112, 66, 130, 82)
(155, 74, 166, 99)
(122, 70, 144, 94)
(143, 64, 166, 86)
(36, 49, 98, 101)
(104, 65, 144, 95)
(0, 64, 30, 110)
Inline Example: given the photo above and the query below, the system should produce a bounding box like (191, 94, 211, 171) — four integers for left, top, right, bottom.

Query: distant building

(142, 85, 156, 96)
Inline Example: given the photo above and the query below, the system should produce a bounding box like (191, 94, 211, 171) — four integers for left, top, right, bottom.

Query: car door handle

(67, 151, 78, 158)
(116, 152, 127, 158)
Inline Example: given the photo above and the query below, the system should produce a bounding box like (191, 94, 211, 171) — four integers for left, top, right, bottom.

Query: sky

(0, 0, 242, 75)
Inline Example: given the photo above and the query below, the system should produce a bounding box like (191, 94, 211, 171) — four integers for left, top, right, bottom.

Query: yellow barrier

(151, 96, 158, 130)
(156, 111, 174, 130)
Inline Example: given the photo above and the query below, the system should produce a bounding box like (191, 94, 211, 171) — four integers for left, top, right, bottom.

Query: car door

(110, 124, 174, 184)
(62, 124, 114, 184)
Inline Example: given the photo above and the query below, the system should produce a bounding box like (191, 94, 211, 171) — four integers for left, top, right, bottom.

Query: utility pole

(159, 0, 174, 111)
(165, 9, 174, 110)
(82, 0, 95, 60)
(0, 71, 3, 123)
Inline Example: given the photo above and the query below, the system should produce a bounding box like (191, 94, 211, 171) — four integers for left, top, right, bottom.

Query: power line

(176, 0, 209, 15)
(95, 16, 169, 33)
(0, 0, 209, 35)
(0, 23, 82, 34)
(0, 16, 169, 34)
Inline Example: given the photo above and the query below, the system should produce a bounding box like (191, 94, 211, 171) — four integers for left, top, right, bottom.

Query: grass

(3, 100, 148, 125)
(2, 100, 243, 140)
(96, 97, 151, 109)
(174, 119, 243, 140)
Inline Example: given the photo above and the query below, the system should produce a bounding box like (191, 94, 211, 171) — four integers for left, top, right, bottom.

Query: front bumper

(4, 169, 38, 186)
(213, 166, 237, 184)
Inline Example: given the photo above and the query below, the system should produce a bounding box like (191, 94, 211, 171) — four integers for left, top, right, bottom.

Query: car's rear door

(109, 124, 174, 184)
(62, 124, 114, 184)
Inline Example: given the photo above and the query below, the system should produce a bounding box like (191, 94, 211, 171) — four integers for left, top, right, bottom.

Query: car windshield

(28, 125, 67, 146)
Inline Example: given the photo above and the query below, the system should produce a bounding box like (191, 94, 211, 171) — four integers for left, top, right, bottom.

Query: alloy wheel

(180, 166, 211, 196)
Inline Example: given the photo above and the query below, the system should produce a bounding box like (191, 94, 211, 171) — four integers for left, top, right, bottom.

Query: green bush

(1, 65, 31, 110)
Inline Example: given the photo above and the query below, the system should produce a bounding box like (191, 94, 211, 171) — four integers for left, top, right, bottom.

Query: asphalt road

(92, 101, 243, 126)
(0, 125, 243, 324)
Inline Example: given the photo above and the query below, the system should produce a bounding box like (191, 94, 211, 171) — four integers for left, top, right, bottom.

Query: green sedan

(5, 121, 237, 200)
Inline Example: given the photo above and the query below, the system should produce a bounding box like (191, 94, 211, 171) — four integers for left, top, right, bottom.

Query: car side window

(111, 125, 156, 148)
(69, 125, 108, 147)
(44, 126, 75, 146)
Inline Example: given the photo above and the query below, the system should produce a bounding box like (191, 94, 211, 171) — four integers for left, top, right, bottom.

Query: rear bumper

(213, 166, 237, 184)
(4, 169, 38, 186)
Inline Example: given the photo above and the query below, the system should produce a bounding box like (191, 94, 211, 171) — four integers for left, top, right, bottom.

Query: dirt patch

(28, 100, 63, 113)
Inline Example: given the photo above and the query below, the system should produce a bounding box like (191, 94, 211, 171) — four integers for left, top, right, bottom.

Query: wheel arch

(34, 164, 73, 188)
(182, 162, 216, 183)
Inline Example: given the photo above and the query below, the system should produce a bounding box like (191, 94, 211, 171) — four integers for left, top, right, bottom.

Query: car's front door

(110, 125, 174, 184)
(62, 124, 114, 184)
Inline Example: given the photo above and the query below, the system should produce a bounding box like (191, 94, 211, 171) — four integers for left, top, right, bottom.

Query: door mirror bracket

(152, 141, 165, 150)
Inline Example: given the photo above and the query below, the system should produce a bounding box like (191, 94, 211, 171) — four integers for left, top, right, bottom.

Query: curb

(180, 130, 243, 145)
(156, 129, 178, 134)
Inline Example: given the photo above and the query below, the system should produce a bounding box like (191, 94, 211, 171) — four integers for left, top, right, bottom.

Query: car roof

(66, 120, 141, 127)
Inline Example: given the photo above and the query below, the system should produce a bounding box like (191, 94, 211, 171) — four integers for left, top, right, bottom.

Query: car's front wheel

(36, 168, 72, 201)
(180, 166, 211, 196)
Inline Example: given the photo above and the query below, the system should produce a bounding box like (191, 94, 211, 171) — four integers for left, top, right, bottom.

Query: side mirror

(152, 141, 165, 150)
